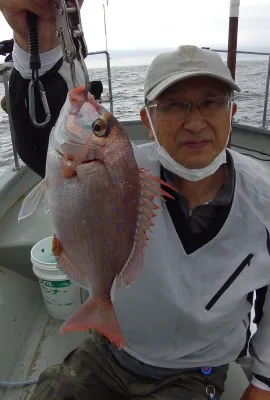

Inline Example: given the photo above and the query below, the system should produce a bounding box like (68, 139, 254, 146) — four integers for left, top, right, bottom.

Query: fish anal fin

(56, 250, 88, 289)
(18, 179, 47, 221)
(60, 298, 125, 349)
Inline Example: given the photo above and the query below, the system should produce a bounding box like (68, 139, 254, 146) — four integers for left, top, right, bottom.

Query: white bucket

(31, 236, 84, 320)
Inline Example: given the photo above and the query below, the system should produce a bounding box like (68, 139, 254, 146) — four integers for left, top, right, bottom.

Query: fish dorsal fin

(121, 168, 176, 286)
(18, 179, 47, 221)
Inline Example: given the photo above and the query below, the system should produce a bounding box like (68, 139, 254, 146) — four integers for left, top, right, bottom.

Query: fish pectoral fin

(59, 298, 125, 349)
(121, 168, 177, 287)
(18, 179, 47, 221)
(56, 250, 88, 289)
(52, 234, 63, 257)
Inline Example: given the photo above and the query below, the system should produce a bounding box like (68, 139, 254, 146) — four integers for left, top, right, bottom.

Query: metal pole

(213, 49, 270, 56)
(227, 0, 240, 81)
(227, 0, 240, 147)
(105, 51, 113, 114)
(262, 55, 270, 129)
(87, 51, 114, 113)
(103, 4, 108, 52)
(3, 69, 20, 170)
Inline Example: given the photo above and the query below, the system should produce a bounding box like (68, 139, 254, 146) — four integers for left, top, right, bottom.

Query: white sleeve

(12, 40, 63, 79)
(12, 40, 85, 90)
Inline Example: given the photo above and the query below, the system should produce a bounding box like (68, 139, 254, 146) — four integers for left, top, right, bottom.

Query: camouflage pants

(30, 332, 228, 400)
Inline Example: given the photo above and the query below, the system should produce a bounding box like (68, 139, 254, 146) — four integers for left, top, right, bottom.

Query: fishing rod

(103, 4, 108, 52)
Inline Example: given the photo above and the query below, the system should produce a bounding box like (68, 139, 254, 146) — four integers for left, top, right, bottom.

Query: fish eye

(92, 118, 107, 137)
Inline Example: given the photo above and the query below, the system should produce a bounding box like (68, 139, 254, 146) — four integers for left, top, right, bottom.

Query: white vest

(113, 143, 270, 372)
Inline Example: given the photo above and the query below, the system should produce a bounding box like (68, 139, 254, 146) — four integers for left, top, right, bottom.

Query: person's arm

(0, 0, 84, 177)
(9, 40, 85, 177)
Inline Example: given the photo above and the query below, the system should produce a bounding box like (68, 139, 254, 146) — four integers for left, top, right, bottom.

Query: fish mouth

(55, 149, 102, 165)
(81, 158, 102, 164)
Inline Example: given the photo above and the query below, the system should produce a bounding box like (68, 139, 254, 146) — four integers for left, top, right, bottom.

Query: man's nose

(183, 104, 208, 133)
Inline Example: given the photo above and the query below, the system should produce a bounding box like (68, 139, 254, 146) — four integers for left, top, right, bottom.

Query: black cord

(26, 11, 51, 128)
(27, 11, 41, 79)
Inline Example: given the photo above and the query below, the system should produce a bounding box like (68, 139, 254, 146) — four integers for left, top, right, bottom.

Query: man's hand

(241, 385, 270, 400)
(0, 0, 84, 53)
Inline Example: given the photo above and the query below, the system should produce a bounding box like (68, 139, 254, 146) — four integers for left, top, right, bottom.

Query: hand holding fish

(0, 0, 84, 53)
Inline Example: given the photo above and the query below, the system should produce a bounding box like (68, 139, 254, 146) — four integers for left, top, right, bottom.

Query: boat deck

(3, 301, 89, 400)
(0, 258, 250, 400)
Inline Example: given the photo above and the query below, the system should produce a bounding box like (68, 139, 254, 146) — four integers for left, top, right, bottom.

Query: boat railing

(0, 50, 114, 172)
(0, 62, 20, 171)
(203, 48, 270, 129)
(1, 49, 270, 171)
(87, 50, 114, 114)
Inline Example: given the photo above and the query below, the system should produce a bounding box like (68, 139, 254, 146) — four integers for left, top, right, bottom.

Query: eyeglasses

(148, 96, 233, 120)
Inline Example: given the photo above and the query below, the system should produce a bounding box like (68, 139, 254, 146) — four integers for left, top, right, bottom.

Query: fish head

(54, 86, 132, 172)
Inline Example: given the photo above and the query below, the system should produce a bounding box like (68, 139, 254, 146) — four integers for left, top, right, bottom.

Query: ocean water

(0, 60, 269, 174)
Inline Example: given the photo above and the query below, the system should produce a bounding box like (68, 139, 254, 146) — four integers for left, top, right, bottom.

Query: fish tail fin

(59, 297, 125, 349)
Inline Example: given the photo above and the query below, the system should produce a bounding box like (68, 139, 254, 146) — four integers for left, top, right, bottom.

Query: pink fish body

(19, 86, 175, 348)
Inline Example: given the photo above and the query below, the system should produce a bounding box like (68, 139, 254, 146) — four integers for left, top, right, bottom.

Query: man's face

(141, 76, 237, 169)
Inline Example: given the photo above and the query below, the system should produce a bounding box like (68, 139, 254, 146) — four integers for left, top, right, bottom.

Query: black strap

(161, 167, 233, 255)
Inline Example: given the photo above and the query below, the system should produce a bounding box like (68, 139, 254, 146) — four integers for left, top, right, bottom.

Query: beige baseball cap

(144, 45, 241, 102)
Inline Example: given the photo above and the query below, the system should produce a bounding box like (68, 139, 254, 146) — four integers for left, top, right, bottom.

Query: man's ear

(232, 102, 237, 117)
(140, 107, 154, 140)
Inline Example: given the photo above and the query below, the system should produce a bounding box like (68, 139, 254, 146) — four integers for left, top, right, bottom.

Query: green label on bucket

(40, 279, 71, 288)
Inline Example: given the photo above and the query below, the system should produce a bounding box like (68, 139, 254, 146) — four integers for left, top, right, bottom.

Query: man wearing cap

(2, 1, 270, 399)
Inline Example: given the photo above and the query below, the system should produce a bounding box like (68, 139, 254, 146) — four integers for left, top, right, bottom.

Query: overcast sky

(82, 0, 270, 51)
(0, 0, 269, 62)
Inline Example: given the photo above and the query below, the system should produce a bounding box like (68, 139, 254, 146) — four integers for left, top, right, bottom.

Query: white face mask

(145, 104, 233, 182)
